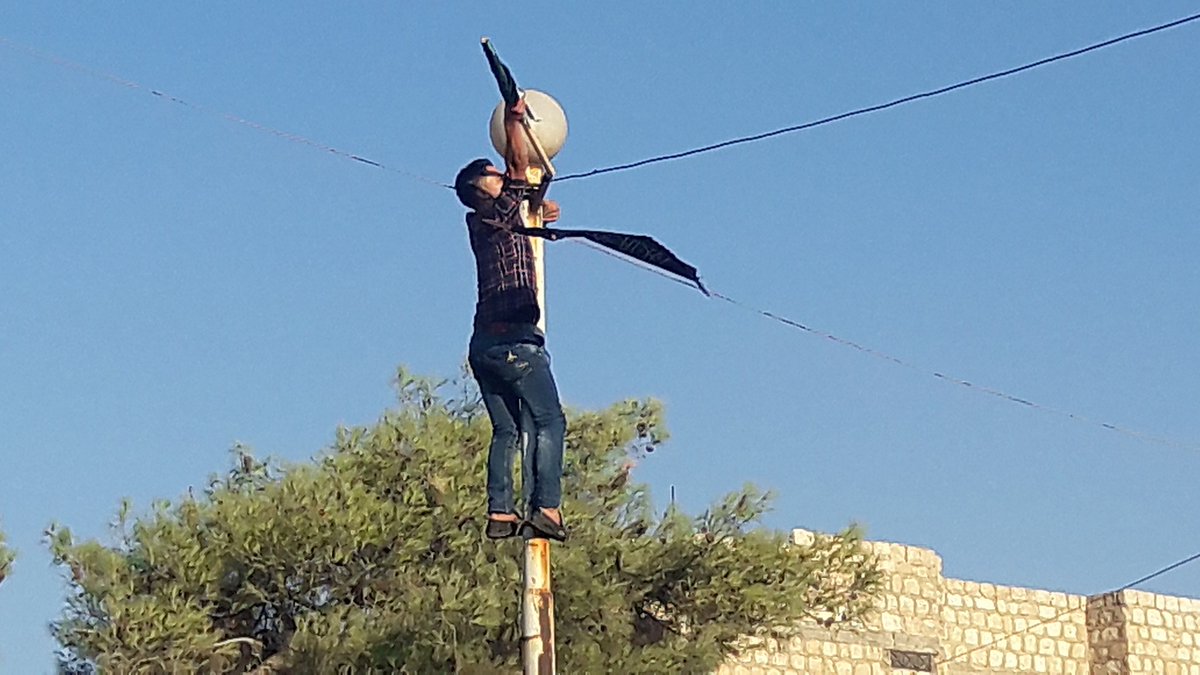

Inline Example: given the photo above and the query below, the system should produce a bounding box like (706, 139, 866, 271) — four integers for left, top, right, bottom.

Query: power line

(0, 36, 451, 190)
(9, 11, 1198, 191)
(941, 548, 1200, 666)
(6, 31, 1197, 452)
(570, 238, 1199, 452)
(556, 11, 1200, 182)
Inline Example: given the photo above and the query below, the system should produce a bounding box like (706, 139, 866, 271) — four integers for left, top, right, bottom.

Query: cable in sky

(941, 548, 1200, 666)
(570, 238, 1199, 453)
(0, 36, 451, 190)
(6, 31, 1196, 452)
(11, 11, 1198, 191)
(556, 11, 1200, 182)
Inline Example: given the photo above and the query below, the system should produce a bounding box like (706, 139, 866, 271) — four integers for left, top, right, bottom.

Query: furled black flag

(481, 39, 520, 107)
(514, 226, 708, 296)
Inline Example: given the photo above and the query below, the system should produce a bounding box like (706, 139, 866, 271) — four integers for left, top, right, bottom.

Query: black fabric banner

(514, 226, 708, 296)
(481, 40, 520, 107)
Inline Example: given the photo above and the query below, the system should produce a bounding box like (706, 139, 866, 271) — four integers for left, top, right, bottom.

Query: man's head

(454, 158, 505, 210)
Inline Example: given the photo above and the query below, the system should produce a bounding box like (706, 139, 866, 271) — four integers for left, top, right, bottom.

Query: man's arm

(500, 97, 560, 225)
(504, 98, 530, 180)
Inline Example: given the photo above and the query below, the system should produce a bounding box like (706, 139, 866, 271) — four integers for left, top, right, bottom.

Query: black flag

(514, 226, 708, 296)
(481, 39, 520, 107)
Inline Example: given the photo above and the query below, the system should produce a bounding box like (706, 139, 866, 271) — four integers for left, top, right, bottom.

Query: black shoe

(525, 509, 568, 542)
(485, 514, 521, 540)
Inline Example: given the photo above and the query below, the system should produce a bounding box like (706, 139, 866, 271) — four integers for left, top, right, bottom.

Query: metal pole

(521, 534, 555, 674)
(520, 163, 555, 675)
(481, 37, 560, 672)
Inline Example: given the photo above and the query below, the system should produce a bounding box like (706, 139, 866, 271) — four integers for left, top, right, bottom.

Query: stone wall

(716, 530, 1199, 675)
(1117, 589, 1200, 673)
(941, 578, 1087, 673)
(1089, 592, 1130, 673)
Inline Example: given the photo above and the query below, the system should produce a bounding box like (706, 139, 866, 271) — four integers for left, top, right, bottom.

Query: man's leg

(505, 344, 566, 517)
(470, 361, 522, 516)
(473, 342, 567, 538)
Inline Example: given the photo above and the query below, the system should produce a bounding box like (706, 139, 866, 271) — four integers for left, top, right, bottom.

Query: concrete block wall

(715, 530, 1199, 675)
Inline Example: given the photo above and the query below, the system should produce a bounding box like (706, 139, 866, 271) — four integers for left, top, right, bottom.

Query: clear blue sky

(2, 3, 1198, 671)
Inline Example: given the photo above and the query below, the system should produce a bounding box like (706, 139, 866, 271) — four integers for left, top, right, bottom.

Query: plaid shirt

(467, 177, 541, 327)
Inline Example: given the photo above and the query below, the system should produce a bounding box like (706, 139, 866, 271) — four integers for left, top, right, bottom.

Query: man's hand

(541, 199, 561, 223)
(506, 97, 527, 121)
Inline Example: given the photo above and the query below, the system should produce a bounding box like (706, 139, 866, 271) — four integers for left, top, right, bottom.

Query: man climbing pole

(456, 96, 568, 542)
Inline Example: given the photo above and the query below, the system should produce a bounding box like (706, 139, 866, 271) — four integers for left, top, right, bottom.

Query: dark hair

(454, 158, 495, 209)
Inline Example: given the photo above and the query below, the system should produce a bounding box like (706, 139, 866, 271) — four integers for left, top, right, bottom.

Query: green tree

(0, 524, 13, 586)
(0, 523, 14, 668)
(49, 369, 879, 674)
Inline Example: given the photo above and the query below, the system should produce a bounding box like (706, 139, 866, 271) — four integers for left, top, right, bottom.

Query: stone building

(718, 530, 1200, 674)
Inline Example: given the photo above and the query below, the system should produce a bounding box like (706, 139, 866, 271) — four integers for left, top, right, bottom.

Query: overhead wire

(0, 36, 451, 190)
(9, 12, 1199, 191)
(940, 548, 1200, 666)
(9, 10, 1199, 190)
(4, 23, 1198, 452)
(570, 238, 1199, 452)
(556, 11, 1200, 182)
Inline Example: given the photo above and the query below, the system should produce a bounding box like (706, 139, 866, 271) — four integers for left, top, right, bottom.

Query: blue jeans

(468, 341, 566, 514)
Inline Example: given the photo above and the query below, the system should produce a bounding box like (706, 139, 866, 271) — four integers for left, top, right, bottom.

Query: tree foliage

(0, 524, 13, 587)
(0, 524, 13, 667)
(49, 368, 879, 674)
